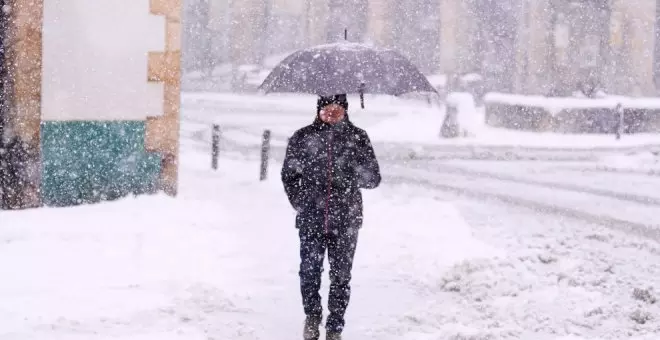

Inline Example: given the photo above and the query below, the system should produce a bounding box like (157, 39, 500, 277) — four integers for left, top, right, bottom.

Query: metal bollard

(260, 129, 271, 181)
(440, 104, 459, 138)
(212, 124, 220, 170)
(616, 104, 624, 140)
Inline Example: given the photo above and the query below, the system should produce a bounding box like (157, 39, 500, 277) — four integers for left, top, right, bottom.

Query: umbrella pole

(344, 28, 347, 41)
(359, 82, 365, 109)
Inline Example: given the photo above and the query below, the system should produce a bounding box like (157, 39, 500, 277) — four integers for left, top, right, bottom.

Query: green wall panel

(41, 121, 161, 207)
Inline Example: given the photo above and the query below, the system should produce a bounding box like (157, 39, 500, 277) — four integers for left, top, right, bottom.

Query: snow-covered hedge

(484, 93, 660, 134)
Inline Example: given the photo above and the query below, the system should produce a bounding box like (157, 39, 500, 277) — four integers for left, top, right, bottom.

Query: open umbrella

(258, 40, 436, 108)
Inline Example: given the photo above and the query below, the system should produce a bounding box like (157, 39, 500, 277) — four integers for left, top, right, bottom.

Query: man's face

(320, 103, 346, 124)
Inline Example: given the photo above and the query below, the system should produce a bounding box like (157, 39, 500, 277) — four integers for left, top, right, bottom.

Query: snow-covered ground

(1, 147, 500, 340)
(3, 142, 660, 340)
(2, 92, 660, 339)
(597, 151, 660, 174)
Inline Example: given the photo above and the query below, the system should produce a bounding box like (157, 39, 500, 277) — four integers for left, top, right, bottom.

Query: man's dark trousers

(299, 219, 359, 334)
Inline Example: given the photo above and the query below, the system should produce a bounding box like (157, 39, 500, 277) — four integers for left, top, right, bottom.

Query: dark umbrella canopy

(258, 42, 437, 97)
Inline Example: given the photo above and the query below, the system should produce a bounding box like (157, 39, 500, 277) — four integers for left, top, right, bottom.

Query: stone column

(608, 1, 626, 94)
(523, 0, 553, 95)
(2, 0, 43, 209)
(616, 0, 655, 95)
(367, 0, 391, 47)
(146, 0, 182, 196)
(229, 0, 266, 65)
(513, 0, 529, 93)
(306, 0, 329, 46)
(208, 0, 231, 63)
(439, 0, 463, 75)
(439, 0, 479, 76)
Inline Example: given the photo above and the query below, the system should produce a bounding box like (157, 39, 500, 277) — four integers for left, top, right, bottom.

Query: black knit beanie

(317, 94, 348, 114)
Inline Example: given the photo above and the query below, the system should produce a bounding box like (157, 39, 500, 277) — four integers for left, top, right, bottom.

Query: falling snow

(2, 1, 660, 340)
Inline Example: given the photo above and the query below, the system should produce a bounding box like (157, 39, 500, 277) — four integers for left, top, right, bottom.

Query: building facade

(1, 0, 182, 209)
(513, 0, 657, 96)
(200, 0, 658, 96)
(203, 0, 396, 67)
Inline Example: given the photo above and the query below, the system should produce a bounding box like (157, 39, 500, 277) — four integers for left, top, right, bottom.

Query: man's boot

(326, 331, 342, 340)
(303, 316, 322, 340)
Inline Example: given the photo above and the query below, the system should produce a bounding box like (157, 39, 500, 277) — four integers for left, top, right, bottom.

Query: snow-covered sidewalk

(2, 142, 660, 340)
(0, 150, 497, 340)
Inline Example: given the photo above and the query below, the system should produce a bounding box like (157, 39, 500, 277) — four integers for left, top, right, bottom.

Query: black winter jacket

(281, 115, 381, 232)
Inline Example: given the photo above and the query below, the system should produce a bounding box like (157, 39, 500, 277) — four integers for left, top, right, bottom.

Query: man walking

(281, 94, 381, 340)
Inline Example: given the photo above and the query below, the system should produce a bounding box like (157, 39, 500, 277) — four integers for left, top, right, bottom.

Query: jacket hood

(317, 94, 348, 114)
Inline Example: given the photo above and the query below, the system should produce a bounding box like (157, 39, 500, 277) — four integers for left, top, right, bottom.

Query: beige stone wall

(512, 1, 529, 94)
(307, 0, 391, 47)
(220, 0, 395, 54)
(303, 0, 395, 48)
(305, 0, 328, 46)
(229, 0, 266, 64)
(146, 0, 182, 196)
(439, 0, 475, 76)
(513, 0, 656, 96)
(611, 0, 656, 95)
(274, 0, 304, 14)
(438, 0, 458, 74)
(208, 0, 230, 31)
(515, 0, 553, 94)
(366, 0, 391, 47)
(4, 0, 43, 209)
(206, 0, 657, 97)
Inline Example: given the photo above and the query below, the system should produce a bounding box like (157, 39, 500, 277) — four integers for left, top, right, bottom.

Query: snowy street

(2, 93, 660, 339)
(183, 93, 660, 241)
